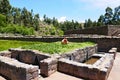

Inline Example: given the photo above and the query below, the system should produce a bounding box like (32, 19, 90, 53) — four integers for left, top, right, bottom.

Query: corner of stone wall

(40, 58, 58, 77)
(0, 50, 11, 57)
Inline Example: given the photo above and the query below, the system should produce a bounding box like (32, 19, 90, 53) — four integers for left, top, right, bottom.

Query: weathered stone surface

(60, 45, 97, 63)
(58, 54, 114, 80)
(9, 48, 51, 66)
(40, 58, 58, 77)
(0, 56, 39, 80)
(0, 51, 11, 57)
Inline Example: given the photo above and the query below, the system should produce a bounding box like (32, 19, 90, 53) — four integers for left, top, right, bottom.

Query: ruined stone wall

(60, 45, 97, 62)
(108, 25, 120, 36)
(9, 49, 51, 66)
(0, 56, 39, 80)
(58, 54, 114, 80)
(64, 25, 120, 36)
(40, 58, 58, 77)
(64, 26, 108, 35)
(0, 51, 11, 57)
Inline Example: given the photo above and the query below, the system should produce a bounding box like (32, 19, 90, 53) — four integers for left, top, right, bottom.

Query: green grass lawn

(0, 40, 42, 51)
(0, 40, 95, 54)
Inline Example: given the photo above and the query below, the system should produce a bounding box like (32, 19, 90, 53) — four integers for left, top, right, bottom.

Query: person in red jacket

(61, 37, 68, 44)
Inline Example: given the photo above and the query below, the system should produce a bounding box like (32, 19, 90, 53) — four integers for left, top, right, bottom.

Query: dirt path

(107, 52, 120, 80)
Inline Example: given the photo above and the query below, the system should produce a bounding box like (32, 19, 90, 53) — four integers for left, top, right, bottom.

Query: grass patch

(22, 42, 95, 54)
(0, 40, 95, 54)
(0, 40, 41, 51)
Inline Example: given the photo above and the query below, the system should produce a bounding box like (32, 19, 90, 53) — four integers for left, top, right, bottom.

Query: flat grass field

(0, 40, 95, 54)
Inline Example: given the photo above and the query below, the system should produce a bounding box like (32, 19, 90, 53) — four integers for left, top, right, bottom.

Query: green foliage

(0, 14, 6, 27)
(0, 24, 35, 35)
(0, 0, 11, 15)
(38, 25, 64, 36)
(22, 42, 95, 54)
(97, 5, 120, 26)
(0, 40, 42, 51)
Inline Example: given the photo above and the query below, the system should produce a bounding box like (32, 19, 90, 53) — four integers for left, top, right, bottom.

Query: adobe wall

(0, 56, 39, 80)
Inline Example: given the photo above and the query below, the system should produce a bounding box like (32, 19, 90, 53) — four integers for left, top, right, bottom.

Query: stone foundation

(0, 56, 39, 80)
(58, 54, 114, 80)
(9, 48, 51, 66)
(60, 44, 97, 62)
(0, 45, 114, 80)
(0, 50, 11, 57)
(40, 58, 58, 76)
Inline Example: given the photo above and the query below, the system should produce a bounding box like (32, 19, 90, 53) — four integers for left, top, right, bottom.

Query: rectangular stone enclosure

(0, 44, 115, 80)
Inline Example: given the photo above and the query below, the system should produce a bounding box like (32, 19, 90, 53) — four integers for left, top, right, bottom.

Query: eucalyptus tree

(104, 7, 113, 25)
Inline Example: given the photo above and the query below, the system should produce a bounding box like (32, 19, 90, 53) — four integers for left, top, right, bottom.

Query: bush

(0, 14, 6, 27)
(0, 24, 35, 35)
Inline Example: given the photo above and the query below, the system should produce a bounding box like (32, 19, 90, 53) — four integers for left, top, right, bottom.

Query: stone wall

(58, 54, 114, 80)
(40, 58, 58, 77)
(65, 26, 108, 35)
(0, 36, 120, 52)
(9, 48, 51, 67)
(0, 56, 39, 80)
(65, 25, 120, 36)
(0, 51, 11, 57)
(108, 25, 120, 36)
(60, 44, 97, 62)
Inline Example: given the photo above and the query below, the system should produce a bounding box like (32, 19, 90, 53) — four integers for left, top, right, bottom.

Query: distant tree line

(0, 0, 39, 31)
(84, 6, 120, 28)
(43, 15, 82, 31)
(0, 0, 120, 35)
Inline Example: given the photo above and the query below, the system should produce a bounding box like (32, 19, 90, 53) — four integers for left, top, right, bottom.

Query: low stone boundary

(9, 48, 51, 66)
(58, 54, 114, 80)
(40, 58, 58, 76)
(0, 50, 11, 57)
(60, 44, 97, 62)
(0, 56, 39, 80)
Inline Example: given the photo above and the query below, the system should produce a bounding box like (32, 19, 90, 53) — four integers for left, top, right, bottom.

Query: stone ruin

(0, 45, 116, 80)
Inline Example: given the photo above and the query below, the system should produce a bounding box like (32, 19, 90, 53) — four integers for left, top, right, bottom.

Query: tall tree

(112, 6, 120, 25)
(0, 0, 11, 15)
(97, 15, 104, 26)
(104, 7, 113, 25)
(33, 14, 39, 31)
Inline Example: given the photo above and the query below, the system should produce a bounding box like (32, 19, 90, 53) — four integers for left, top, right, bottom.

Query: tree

(0, 14, 6, 27)
(84, 19, 93, 28)
(112, 6, 120, 25)
(97, 15, 104, 26)
(104, 7, 113, 25)
(0, 0, 11, 15)
(33, 14, 40, 31)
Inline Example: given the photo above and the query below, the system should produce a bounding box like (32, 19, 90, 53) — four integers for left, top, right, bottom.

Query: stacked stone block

(58, 54, 114, 80)
(60, 44, 97, 62)
(9, 48, 51, 66)
(0, 51, 11, 57)
(40, 58, 58, 76)
(0, 56, 39, 80)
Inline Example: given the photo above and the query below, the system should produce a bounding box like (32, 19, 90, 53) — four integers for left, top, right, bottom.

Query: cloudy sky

(10, 0, 120, 22)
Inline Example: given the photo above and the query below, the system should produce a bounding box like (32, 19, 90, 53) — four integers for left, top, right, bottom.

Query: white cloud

(78, 0, 120, 9)
(58, 16, 66, 22)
